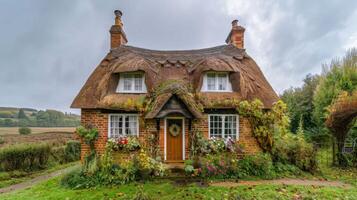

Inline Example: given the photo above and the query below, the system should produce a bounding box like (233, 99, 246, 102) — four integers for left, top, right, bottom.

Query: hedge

(50, 140, 81, 164)
(0, 143, 50, 171)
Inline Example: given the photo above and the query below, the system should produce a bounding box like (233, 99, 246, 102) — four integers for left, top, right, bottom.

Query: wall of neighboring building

(79, 110, 260, 161)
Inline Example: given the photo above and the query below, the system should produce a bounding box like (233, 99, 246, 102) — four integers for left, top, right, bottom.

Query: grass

(0, 148, 356, 199)
(0, 127, 75, 135)
(0, 177, 356, 200)
(0, 162, 78, 189)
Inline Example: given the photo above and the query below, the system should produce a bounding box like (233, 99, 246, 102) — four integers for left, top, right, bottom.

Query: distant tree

(36, 110, 50, 127)
(17, 109, 28, 119)
(19, 127, 31, 135)
(0, 111, 15, 118)
(46, 109, 65, 126)
(4, 118, 16, 127)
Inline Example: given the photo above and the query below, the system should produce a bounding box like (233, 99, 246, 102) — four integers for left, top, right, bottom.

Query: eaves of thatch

(71, 44, 278, 111)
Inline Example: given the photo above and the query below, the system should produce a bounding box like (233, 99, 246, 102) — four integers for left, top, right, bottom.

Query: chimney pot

(114, 10, 122, 18)
(232, 19, 238, 27)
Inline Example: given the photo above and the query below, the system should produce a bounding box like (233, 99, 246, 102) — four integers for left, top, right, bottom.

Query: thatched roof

(71, 44, 278, 114)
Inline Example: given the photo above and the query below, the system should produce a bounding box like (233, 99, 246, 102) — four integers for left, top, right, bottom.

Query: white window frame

(116, 72, 147, 93)
(201, 72, 232, 92)
(208, 114, 239, 140)
(108, 114, 139, 138)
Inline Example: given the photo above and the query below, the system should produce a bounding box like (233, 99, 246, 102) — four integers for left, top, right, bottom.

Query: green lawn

(1, 176, 357, 200)
(0, 162, 78, 189)
(1, 148, 356, 199)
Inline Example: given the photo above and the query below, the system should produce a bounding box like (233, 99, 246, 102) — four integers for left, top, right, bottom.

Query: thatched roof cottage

(72, 10, 278, 162)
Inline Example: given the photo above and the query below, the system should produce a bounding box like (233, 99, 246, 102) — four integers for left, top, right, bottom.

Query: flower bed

(62, 132, 167, 189)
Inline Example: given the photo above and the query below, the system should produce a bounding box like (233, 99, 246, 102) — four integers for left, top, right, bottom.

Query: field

(0, 128, 75, 148)
(0, 127, 75, 135)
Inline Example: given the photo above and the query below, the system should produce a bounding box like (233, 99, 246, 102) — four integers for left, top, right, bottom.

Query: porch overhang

(145, 94, 203, 119)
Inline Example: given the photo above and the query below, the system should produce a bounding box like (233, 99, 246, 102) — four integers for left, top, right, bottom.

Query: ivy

(76, 126, 99, 173)
(237, 99, 290, 152)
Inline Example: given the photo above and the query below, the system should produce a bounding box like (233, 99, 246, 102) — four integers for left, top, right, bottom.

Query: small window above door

(116, 72, 147, 93)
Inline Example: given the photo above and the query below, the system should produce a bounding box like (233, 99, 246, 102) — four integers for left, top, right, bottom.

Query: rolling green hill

(0, 107, 80, 127)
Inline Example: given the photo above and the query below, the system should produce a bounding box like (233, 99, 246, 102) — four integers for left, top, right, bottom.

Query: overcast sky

(0, 0, 356, 113)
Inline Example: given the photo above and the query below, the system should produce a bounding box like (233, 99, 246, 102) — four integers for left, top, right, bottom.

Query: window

(109, 114, 139, 138)
(117, 73, 147, 93)
(202, 72, 232, 92)
(209, 115, 238, 139)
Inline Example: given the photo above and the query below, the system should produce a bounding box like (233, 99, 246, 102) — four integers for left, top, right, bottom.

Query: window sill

(201, 90, 233, 93)
(116, 91, 147, 94)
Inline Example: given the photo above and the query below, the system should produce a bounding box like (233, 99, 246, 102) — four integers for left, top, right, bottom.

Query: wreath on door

(169, 124, 181, 137)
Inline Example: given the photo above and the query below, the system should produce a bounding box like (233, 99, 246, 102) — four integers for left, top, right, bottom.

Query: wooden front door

(166, 118, 183, 161)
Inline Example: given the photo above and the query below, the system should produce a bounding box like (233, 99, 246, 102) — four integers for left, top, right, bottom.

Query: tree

(17, 109, 28, 119)
(313, 48, 357, 127)
(281, 74, 320, 137)
(313, 48, 357, 163)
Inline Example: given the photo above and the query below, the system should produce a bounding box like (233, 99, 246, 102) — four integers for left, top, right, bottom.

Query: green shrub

(61, 147, 167, 189)
(60, 167, 89, 189)
(49, 140, 81, 165)
(336, 152, 351, 168)
(50, 146, 66, 164)
(237, 153, 275, 178)
(0, 136, 4, 144)
(273, 162, 302, 176)
(272, 134, 317, 172)
(18, 127, 31, 135)
(64, 140, 81, 162)
(0, 143, 50, 171)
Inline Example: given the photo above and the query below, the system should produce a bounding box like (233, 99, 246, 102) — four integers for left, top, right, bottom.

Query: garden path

(211, 178, 352, 188)
(0, 165, 79, 194)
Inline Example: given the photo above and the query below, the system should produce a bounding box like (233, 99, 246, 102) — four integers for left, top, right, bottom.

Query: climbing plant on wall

(237, 99, 290, 152)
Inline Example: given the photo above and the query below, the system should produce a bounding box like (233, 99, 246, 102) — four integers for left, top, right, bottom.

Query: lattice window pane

(134, 74, 143, 91)
(128, 116, 137, 135)
(123, 74, 133, 91)
(110, 115, 123, 138)
(217, 74, 227, 91)
(224, 115, 237, 139)
(210, 115, 223, 138)
(207, 73, 216, 91)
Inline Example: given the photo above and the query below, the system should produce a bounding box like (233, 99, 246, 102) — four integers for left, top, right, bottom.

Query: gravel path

(0, 165, 78, 194)
(211, 178, 352, 188)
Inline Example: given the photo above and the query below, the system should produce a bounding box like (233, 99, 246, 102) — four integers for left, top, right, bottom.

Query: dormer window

(117, 72, 147, 93)
(201, 72, 232, 92)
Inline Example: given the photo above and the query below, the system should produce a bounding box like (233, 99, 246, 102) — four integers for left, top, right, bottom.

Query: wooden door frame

(164, 117, 185, 161)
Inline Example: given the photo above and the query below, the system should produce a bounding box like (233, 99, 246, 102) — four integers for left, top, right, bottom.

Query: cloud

(224, 0, 357, 92)
(0, 0, 356, 113)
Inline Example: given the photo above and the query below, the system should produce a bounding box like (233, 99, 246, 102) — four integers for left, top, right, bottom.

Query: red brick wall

(80, 109, 109, 158)
(79, 110, 261, 160)
(192, 114, 261, 154)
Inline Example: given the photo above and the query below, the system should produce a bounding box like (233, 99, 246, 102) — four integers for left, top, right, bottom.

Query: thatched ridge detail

(71, 44, 278, 110)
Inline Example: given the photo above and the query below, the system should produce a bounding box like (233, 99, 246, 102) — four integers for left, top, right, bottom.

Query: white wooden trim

(116, 72, 147, 93)
(208, 114, 239, 140)
(108, 113, 139, 138)
(201, 72, 232, 92)
(164, 117, 185, 161)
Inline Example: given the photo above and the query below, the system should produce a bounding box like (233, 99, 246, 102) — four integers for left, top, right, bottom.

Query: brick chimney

(225, 19, 245, 49)
(110, 10, 128, 49)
